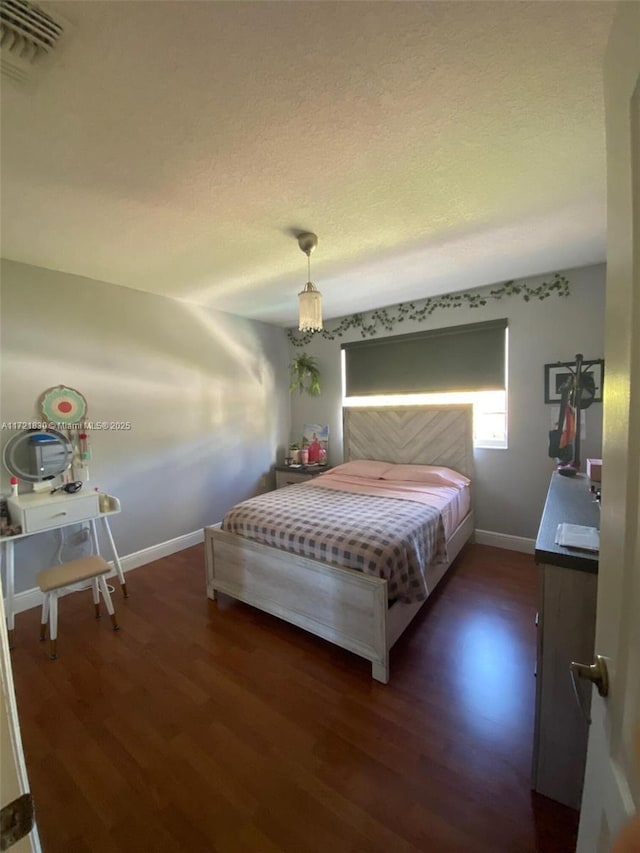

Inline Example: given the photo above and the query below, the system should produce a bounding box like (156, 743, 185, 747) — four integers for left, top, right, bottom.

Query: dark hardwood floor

(10, 543, 578, 852)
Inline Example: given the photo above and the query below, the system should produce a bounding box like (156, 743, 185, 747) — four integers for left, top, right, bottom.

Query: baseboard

(7, 587, 44, 616)
(118, 528, 204, 572)
(5, 528, 205, 616)
(474, 529, 535, 554)
(7, 527, 533, 615)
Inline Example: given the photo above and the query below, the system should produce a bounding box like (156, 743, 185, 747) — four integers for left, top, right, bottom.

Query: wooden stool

(36, 556, 120, 660)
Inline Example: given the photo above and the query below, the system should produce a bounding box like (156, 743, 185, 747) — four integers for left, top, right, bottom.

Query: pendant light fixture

(297, 232, 323, 332)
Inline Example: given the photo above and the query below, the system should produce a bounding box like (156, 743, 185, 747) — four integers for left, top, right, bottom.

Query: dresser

(275, 465, 330, 489)
(532, 472, 599, 810)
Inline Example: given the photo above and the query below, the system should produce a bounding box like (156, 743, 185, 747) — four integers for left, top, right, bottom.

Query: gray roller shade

(342, 319, 507, 396)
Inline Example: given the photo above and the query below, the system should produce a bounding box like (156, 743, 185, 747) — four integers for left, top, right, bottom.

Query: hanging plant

(289, 352, 321, 396)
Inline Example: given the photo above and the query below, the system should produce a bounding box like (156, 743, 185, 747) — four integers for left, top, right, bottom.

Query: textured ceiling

(0, 1, 614, 326)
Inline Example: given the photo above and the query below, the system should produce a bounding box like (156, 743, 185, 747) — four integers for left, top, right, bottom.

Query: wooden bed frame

(205, 405, 474, 683)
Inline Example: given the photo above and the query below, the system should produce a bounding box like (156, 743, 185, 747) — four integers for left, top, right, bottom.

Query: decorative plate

(40, 385, 88, 425)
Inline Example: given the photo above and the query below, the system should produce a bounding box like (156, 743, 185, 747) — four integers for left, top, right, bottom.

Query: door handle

(0, 792, 34, 849)
(571, 654, 609, 697)
(569, 654, 609, 724)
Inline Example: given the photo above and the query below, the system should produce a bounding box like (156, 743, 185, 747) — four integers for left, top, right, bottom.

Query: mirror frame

(3, 429, 73, 483)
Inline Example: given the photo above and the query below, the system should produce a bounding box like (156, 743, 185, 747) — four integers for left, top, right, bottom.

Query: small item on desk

(31, 480, 52, 493)
(0, 497, 9, 535)
(50, 481, 83, 495)
(557, 462, 579, 478)
(79, 431, 91, 481)
(1, 499, 21, 536)
(95, 489, 111, 513)
(555, 523, 600, 552)
(9, 476, 18, 497)
(587, 458, 602, 483)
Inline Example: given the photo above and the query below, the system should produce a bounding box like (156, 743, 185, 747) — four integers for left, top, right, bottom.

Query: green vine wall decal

(288, 272, 571, 347)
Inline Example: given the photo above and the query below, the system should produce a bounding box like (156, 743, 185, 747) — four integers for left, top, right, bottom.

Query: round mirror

(3, 429, 73, 483)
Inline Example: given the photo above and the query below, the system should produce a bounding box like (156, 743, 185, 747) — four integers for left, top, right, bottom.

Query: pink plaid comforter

(221, 481, 448, 603)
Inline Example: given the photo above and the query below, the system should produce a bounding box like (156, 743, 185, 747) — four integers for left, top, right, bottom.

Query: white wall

(290, 263, 606, 539)
(0, 260, 290, 593)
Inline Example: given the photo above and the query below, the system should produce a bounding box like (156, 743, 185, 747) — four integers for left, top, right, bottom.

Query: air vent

(0, 0, 67, 84)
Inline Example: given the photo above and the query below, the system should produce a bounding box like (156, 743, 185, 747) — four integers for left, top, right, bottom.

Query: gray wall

(290, 263, 606, 539)
(1, 260, 290, 593)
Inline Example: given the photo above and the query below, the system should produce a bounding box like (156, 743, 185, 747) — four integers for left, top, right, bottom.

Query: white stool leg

(101, 517, 127, 597)
(49, 591, 59, 659)
(40, 593, 50, 641)
(91, 577, 101, 618)
(98, 575, 119, 631)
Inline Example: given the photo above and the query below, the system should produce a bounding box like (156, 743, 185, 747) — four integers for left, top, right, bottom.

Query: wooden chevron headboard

(343, 405, 474, 479)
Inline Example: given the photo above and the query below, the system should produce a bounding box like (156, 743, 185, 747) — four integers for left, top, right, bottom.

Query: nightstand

(275, 465, 330, 489)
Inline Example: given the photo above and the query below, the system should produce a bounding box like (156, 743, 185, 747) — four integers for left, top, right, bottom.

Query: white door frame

(577, 3, 640, 850)
(0, 582, 42, 852)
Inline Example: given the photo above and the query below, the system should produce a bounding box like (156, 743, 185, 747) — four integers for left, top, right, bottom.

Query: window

(341, 321, 508, 448)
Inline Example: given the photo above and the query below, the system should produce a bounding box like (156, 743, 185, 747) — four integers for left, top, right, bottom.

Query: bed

(204, 405, 474, 683)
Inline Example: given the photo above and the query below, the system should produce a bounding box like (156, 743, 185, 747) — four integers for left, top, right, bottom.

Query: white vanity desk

(1, 489, 127, 647)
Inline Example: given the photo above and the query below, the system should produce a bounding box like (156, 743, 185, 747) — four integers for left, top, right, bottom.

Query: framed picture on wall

(544, 359, 604, 404)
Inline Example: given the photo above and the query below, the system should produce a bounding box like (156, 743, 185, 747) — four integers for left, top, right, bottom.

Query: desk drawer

(21, 494, 99, 533)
